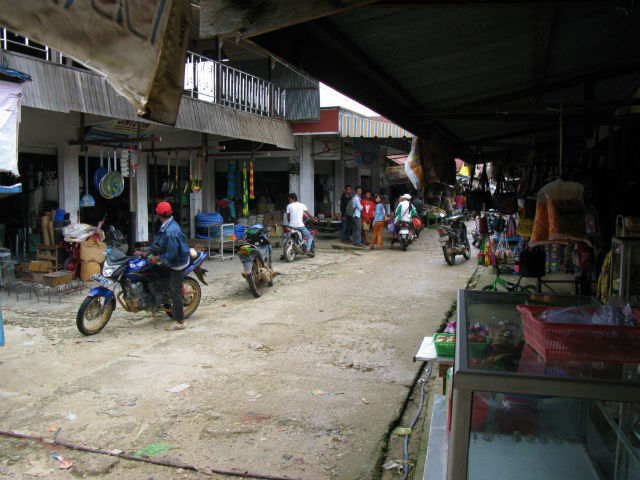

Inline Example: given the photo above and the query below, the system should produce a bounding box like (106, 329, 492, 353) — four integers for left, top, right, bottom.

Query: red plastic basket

(517, 305, 640, 362)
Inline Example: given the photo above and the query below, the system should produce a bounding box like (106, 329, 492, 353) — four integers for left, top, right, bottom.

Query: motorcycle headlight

(102, 261, 117, 278)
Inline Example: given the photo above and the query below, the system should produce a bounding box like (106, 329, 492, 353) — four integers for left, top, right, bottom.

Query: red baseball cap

(156, 201, 172, 216)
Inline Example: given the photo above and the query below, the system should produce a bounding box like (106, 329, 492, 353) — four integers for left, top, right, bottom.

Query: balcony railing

(1, 28, 286, 119)
(184, 51, 285, 118)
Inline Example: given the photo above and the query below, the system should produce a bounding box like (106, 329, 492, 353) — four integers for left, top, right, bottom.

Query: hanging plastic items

(120, 148, 129, 178)
(227, 162, 235, 200)
(242, 162, 249, 216)
(249, 159, 255, 199)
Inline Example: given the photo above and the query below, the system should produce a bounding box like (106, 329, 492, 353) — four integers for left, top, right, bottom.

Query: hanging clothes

(249, 160, 255, 200)
(242, 162, 249, 216)
(227, 162, 235, 200)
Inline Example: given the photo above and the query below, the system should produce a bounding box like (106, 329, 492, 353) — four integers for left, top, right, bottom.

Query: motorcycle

(76, 226, 208, 335)
(396, 220, 414, 251)
(238, 224, 275, 298)
(439, 215, 471, 265)
(281, 218, 316, 262)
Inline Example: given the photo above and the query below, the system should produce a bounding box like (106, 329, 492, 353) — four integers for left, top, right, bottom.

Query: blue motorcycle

(76, 228, 208, 335)
(238, 224, 275, 298)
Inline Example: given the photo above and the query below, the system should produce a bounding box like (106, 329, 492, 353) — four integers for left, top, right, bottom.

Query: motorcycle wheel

(283, 239, 296, 263)
(77, 295, 115, 336)
(463, 242, 471, 260)
(401, 237, 407, 251)
(165, 277, 201, 320)
(443, 246, 456, 265)
(247, 257, 264, 298)
(310, 240, 316, 256)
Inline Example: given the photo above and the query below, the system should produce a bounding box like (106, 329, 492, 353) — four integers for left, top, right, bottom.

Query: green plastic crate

(434, 333, 489, 357)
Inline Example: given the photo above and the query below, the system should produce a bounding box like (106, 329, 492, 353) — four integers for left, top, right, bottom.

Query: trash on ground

(283, 453, 293, 461)
(65, 411, 77, 421)
(134, 442, 176, 458)
(166, 384, 190, 393)
(241, 412, 271, 424)
(383, 460, 401, 470)
(51, 453, 73, 469)
(393, 427, 412, 435)
(361, 397, 369, 404)
(47, 425, 59, 432)
(310, 389, 329, 395)
(23, 341, 34, 347)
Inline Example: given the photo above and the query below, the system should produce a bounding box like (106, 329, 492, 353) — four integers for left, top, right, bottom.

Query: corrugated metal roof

(8, 52, 295, 149)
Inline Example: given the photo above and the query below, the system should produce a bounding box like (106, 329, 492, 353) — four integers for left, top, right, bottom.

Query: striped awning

(340, 111, 413, 139)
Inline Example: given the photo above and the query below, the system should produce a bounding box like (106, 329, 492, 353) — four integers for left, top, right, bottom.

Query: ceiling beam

(371, 1, 622, 5)
(199, 0, 377, 39)
(451, 61, 640, 109)
(462, 125, 556, 145)
(533, 7, 556, 86)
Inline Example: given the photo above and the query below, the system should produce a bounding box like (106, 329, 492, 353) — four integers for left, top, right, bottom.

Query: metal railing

(184, 51, 285, 118)
(1, 28, 286, 119)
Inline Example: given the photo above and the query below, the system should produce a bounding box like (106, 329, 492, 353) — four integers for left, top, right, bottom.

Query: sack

(518, 247, 546, 278)
(80, 260, 102, 282)
(362, 220, 370, 231)
(345, 198, 356, 217)
(412, 217, 422, 230)
(80, 238, 107, 263)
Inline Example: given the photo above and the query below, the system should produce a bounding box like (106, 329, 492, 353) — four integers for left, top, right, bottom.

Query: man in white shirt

(286, 192, 318, 256)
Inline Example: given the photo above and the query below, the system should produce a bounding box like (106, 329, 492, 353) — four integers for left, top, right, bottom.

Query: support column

(334, 156, 345, 215)
(201, 155, 216, 213)
(129, 152, 149, 243)
(299, 136, 314, 214)
(57, 145, 80, 224)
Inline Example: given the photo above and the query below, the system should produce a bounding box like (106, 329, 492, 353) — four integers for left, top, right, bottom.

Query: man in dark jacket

(339, 185, 353, 243)
(146, 202, 190, 330)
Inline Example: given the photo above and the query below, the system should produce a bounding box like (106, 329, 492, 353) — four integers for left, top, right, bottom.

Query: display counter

(424, 290, 640, 480)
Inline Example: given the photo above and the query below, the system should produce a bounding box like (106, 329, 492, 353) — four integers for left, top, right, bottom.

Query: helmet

(156, 201, 172, 216)
(401, 194, 412, 200)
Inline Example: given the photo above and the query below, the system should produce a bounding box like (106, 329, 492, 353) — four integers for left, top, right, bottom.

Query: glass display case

(610, 237, 640, 307)
(448, 290, 640, 480)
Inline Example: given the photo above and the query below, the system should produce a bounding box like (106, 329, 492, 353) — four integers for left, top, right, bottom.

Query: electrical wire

(402, 361, 433, 480)
(0, 429, 303, 480)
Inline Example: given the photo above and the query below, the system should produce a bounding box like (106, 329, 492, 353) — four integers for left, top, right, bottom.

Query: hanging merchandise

(99, 152, 114, 199)
(227, 162, 235, 200)
(492, 165, 517, 215)
(530, 179, 590, 246)
(249, 159, 255, 199)
(80, 147, 95, 207)
(94, 147, 108, 190)
(192, 154, 202, 193)
(161, 152, 172, 193)
(506, 215, 517, 238)
(242, 162, 249, 216)
(185, 152, 194, 193)
(466, 163, 492, 213)
(107, 150, 125, 197)
(120, 148, 129, 177)
(129, 144, 137, 178)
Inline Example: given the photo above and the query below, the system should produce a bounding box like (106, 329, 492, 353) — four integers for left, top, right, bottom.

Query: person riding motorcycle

(137, 202, 190, 331)
(391, 194, 418, 247)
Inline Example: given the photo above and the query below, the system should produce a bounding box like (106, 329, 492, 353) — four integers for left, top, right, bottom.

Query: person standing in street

(351, 186, 364, 247)
(360, 190, 375, 246)
(371, 193, 387, 250)
(340, 185, 353, 243)
(286, 192, 318, 257)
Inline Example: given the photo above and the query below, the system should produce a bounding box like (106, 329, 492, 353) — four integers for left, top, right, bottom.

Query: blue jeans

(351, 216, 362, 246)
(341, 216, 352, 242)
(295, 227, 313, 251)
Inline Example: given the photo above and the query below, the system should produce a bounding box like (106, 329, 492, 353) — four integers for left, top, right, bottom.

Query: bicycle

(480, 237, 537, 293)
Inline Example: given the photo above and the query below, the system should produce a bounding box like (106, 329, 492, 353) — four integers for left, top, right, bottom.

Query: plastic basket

(434, 333, 489, 357)
(517, 305, 640, 362)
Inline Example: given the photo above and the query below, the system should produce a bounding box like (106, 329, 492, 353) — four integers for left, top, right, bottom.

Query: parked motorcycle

(238, 224, 275, 298)
(439, 215, 471, 265)
(281, 218, 316, 262)
(76, 227, 208, 335)
(396, 220, 414, 251)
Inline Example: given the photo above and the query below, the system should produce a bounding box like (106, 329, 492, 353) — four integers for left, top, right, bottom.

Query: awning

(387, 154, 408, 165)
(340, 111, 413, 139)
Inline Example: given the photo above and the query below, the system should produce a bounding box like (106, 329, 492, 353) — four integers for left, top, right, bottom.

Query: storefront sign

(353, 139, 386, 167)
(384, 165, 409, 184)
(0, 0, 191, 125)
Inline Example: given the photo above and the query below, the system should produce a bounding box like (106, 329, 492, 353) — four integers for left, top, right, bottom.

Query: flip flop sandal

(166, 322, 186, 331)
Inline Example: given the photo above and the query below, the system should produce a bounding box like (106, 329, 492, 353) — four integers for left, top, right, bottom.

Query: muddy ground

(0, 226, 477, 479)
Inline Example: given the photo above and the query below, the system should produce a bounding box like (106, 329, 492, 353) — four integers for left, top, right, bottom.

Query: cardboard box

(80, 261, 102, 282)
(29, 260, 52, 272)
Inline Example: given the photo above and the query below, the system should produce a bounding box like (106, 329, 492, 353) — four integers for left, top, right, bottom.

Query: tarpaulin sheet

(0, 80, 21, 176)
(0, 0, 191, 126)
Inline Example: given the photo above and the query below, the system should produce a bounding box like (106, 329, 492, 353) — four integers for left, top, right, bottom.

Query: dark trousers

(341, 215, 353, 241)
(162, 267, 184, 322)
(351, 217, 362, 246)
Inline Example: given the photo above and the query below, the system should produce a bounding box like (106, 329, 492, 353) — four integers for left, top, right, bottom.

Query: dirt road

(0, 227, 475, 479)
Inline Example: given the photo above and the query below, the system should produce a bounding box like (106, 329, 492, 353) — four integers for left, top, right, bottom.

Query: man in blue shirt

(146, 202, 190, 331)
(351, 186, 364, 247)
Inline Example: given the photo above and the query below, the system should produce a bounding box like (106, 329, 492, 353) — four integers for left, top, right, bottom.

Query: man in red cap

(140, 202, 191, 330)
